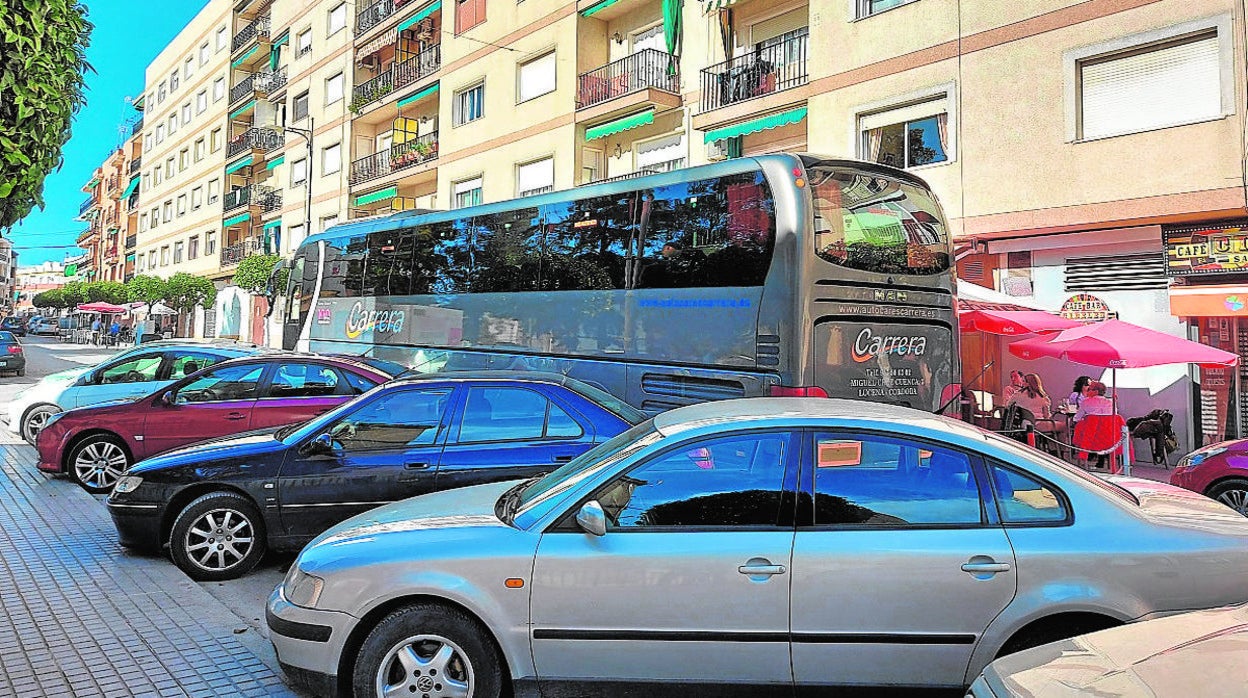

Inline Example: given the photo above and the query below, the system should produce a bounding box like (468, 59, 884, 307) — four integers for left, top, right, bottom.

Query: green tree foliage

(85, 280, 127, 305)
(0, 1, 93, 229)
(163, 272, 216, 313)
(58, 280, 87, 307)
(32, 288, 66, 309)
(232, 254, 281, 295)
(125, 274, 167, 304)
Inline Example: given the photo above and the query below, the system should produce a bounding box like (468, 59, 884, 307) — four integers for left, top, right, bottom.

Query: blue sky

(8, 0, 212, 267)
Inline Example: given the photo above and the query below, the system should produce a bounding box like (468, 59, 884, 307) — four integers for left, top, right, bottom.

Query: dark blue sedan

(106, 371, 642, 581)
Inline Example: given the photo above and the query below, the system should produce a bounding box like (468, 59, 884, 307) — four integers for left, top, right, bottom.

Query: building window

(161, 246, 170, 266)
(213, 77, 225, 102)
(173, 241, 184, 264)
(170, 70, 179, 92)
(179, 149, 189, 170)
(194, 138, 206, 161)
(168, 114, 178, 136)
(635, 133, 686, 173)
(165, 157, 175, 179)
(142, 173, 151, 191)
(289, 224, 305, 246)
(155, 124, 165, 143)
(216, 26, 228, 52)
(188, 236, 199, 260)
(517, 51, 555, 103)
(858, 0, 911, 18)
(181, 103, 191, 125)
(516, 157, 553, 197)
(191, 186, 203, 209)
(453, 82, 485, 125)
(206, 231, 217, 255)
(158, 81, 167, 103)
(196, 90, 208, 114)
(177, 194, 187, 215)
(150, 207, 159, 229)
(320, 214, 338, 231)
(291, 158, 308, 186)
(454, 176, 483, 208)
(326, 73, 344, 105)
(327, 3, 347, 36)
(297, 29, 312, 57)
(207, 178, 220, 204)
(859, 95, 950, 168)
(455, 0, 486, 34)
(210, 128, 222, 152)
(322, 143, 342, 175)
(163, 201, 173, 222)
(139, 213, 149, 232)
(1075, 29, 1223, 141)
(200, 42, 210, 66)
(184, 57, 194, 80)
(293, 91, 310, 121)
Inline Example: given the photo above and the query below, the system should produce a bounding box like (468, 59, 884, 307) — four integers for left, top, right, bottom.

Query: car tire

(1207, 478, 1248, 516)
(352, 603, 505, 698)
(21, 404, 61, 444)
(16, 368, 24, 377)
(169, 491, 267, 582)
(67, 434, 131, 494)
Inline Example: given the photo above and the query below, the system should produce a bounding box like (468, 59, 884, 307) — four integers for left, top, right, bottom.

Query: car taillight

(7, 346, 21, 354)
(769, 385, 829, 398)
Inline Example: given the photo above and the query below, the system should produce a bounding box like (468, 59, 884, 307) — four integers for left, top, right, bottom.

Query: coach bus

(281, 154, 958, 413)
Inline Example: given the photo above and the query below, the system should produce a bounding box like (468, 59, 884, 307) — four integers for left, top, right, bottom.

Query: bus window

(367, 227, 417, 297)
(543, 193, 637, 290)
(285, 255, 306, 325)
(469, 208, 543, 293)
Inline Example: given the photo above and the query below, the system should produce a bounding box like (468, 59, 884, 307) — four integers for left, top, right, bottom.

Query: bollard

(1121, 424, 1131, 477)
(1026, 423, 1036, 448)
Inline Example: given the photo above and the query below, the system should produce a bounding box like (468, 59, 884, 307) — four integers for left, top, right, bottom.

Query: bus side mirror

(576, 500, 607, 537)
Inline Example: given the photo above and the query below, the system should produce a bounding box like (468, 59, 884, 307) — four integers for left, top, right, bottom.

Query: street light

(276, 118, 314, 256)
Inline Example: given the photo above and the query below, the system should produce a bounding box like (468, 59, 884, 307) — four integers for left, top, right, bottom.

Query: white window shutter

(859, 97, 948, 131)
(636, 133, 685, 169)
(517, 158, 553, 194)
(750, 9, 808, 46)
(519, 53, 556, 102)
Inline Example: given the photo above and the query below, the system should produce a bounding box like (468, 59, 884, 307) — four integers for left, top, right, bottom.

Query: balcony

(129, 157, 142, 175)
(127, 192, 140, 212)
(226, 127, 283, 159)
(78, 197, 97, 216)
(350, 44, 440, 113)
(223, 184, 275, 213)
(230, 66, 288, 105)
(125, 235, 137, 250)
(699, 32, 808, 113)
(356, 0, 396, 35)
(232, 15, 270, 53)
(577, 49, 680, 110)
(105, 176, 120, 196)
(221, 238, 263, 268)
(350, 131, 439, 185)
(259, 189, 283, 213)
(130, 120, 143, 138)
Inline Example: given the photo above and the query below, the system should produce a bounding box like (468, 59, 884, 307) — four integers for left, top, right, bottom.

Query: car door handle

(961, 560, 1012, 576)
(738, 561, 786, 577)
(405, 461, 431, 470)
(225, 413, 248, 421)
(552, 455, 575, 463)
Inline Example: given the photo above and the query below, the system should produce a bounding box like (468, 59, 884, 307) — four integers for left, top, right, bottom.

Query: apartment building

(0, 239, 15, 313)
(14, 262, 69, 313)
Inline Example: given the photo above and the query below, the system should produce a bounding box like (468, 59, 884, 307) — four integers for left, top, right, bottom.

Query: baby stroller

(1127, 409, 1177, 466)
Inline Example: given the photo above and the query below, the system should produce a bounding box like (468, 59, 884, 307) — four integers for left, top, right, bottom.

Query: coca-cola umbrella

(76, 302, 127, 314)
(960, 309, 1083, 336)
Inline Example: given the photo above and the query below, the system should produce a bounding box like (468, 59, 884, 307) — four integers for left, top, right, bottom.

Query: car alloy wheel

(69, 435, 130, 494)
(353, 604, 504, 698)
(1209, 479, 1248, 516)
(22, 405, 60, 444)
(376, 635, 473, 698)
(169, 492, 267, 582)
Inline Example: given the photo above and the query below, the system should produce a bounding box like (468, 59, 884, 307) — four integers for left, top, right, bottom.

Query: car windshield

(982, 431, 1139, 505)
(512, 421, 660, 524)
(276, 382, 386, 445)
(0, 331, 14, 342)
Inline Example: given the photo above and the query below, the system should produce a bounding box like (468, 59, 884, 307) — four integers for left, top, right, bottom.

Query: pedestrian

(91, 317, 102, 346)
(109, 318, 121, 346)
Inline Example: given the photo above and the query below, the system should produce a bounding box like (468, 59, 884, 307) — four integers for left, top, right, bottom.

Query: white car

(5, 342, 258, 444)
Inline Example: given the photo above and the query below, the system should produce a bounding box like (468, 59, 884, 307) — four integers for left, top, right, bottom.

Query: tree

(125, 275, 167, 305)
(0, 1, 93, 229)
(58, 280, 87, 307)
(163, 273, 216, 338)
(232, 254, 281, 295)
(85, 280, 127, 305)
(32, 288, 65, 309)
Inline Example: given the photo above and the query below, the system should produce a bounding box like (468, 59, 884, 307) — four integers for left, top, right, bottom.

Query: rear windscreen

(809, 166, 951, 275)
(814, 321, 955, 412)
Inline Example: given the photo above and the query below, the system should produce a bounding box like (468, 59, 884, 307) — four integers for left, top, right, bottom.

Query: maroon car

(36, 354, 394, 493)
(1171, 440, 1248, 515)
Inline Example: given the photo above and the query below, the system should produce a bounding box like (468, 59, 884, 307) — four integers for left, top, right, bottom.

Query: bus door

(282, 244, 320, 351)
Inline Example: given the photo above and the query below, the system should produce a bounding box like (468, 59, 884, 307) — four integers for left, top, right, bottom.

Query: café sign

(1165, 224, 1248, 276)
(1060, 293, 1113, 322)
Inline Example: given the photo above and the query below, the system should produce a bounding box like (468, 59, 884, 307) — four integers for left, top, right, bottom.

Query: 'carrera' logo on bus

(345, 301, 406, 338)
(851, 328, 928, 363)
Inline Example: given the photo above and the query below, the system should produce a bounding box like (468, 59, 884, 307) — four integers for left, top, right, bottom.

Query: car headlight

(113, 476, 143, 494)
(283, 566, 325, 609)
(1184, 445, 1230, 467)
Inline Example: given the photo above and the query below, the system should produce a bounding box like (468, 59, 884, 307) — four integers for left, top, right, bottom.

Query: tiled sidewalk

(0, 444, 302, 697)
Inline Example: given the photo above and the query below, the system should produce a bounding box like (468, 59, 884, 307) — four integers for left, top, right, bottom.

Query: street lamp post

(279, 118, 314, 256)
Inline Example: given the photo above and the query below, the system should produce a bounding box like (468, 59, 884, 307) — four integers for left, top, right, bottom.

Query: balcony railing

(259, 189, 283, 213)
(127, 192, 140, 212)
(105, 176, 119, 195)
(700, 32, 809, 112)
(125, 235, 137, 250)
(260, 66, 288, 94)
(129, 157, 142, 175)
(350, 44, 441, 112)
(229, 67, 288, 104)
(223, 186, 253, 212)
(232, 15, 270, 53)
(576, 49, 680, 110)
(130, 120, 143, 138)
(78, 197, 97, 216)
(221, 238, 263, 267)
(355, 0, 395, 35)
(226, 127, 283, 159)
(349, 131, 439, 185)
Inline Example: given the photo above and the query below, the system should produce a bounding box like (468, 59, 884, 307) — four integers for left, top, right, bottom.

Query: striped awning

(397, 82, 438, 108)
(230, 99, 256, 119)
(702, 0, 738, 13)
(223, 212, 251, 227)
(586, 109, 654, 141)
(581, 0, 620, 17)
(357, 28, 398, 63)
(266, 155, 285, 170)
(121, 176, 140, 199)
(703, 106, 808, 143)
(398, 0, 441, 31)
(225, 155, 254, 174)
(355, 186, 398, 207)
(232, 45, 259, 68)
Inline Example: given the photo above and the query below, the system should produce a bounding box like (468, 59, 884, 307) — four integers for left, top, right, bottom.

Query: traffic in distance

(11, 156, 1248, 697)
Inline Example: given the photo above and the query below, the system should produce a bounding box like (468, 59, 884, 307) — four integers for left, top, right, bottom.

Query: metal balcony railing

(349, 131, 439, 185)
(351, 44, 440, 112)
(130, 119, 143, 138)
(221, 238, 263, 267)
(78, 197, 97, 216)
(229, 67, 288, 104)
(223, 186, 253, 212)
(105, 176, 119, 195)
(576, 49, 680, 110)
(127, 192, 140, 212)
(259, 65, 288, 94)
(226, 127, 283, 159)
(232, 16, 270, 53)
(356, 0, 395, 35)
(259, 189, 283, 213)
(700, 32, 808, 112)
(129, 157, 142, 175)
(125, 235, 137, 250)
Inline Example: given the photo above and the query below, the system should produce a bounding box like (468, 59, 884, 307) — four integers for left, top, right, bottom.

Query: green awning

(125, 253, 136, 262)
(265, 155, 285, 170)
(704, 106, 808, 143)
(121, 176, 140, 199)
(581, 0, 620, 17)
(87, 176, 101, 188)
(397, 83, 438, 108)
(586, 109, 654, 141)
(230, 99, 256, 119)
(355, 186, 398, 207)
(269, 44, 281, 71)
(231, 45, 259, 68)
(272, 32, 289, 47)
(398, 0, 441, 31)
(263, 219, 283, 230)
(225, 156, 253, 174)
(223, 212, 251, 227)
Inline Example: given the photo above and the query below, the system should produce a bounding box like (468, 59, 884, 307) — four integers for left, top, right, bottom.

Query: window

(216, 26, 228, 52)
(581, 148, 602, 183)
(196, 90, 208, 114)
(191, 186, 203, 209)
(173, 241, 184, 263)
(453, 176, 482, 208)
(162, 201, 173, 222)
(516, 157, 553, 197)
(170, 70, 179, 92)
(858, 0, 910, 18)
(207, 179, 220, 204)
(458, 387, 581, 442)
(210, 128, 222, 152)
(860, 96, 950, 168)
(176, 194, 187, 215)
(517, 51, 556, 103)
(322, 143, 341, 175)
(179, 149, 189, 170)
(181, 103, 191, 126)
(296, 29, 312, 57)
(320, 214, 338, 231)
(291, 158, 308, 186)
(595, 432, 791, 529)
(165, 157, 175, 179)
(455, 0, 486, 34)
(988, 462, 1068, 523)
(328, 389, 453, 452)
(139, 213, 149, 232)
(326, 73, 344, 105)
(144, 133, 153, 154)
(168, 114, 178, 136)
(635, 133, 686, 173)
(269, 363, 343, 398)
(327, 3, 347, 36)
(158, 81, 167, 103)
(160, 245, 171, 265)
(150, 207, 160, 228)
(188, 236, 200, 260)
(293, 91, 310, 121)
(454, 82, 485, 125)
(175, 364, 265, 403)
(194, 138, 206, 161)
(1076, 30, 1223, 141)
(199, 42, 210, 66)
(166, 352, 225, 381)
(155, 124, 165, 143)
(99, 355, 163, 385)
(289, 224, 305, 246)
(811, 433, 985, 527)
(213, 77, 225, 102)
(184, 57, 195, 80)
(206, 231, 217, 255)
(143, 173, 152, 191)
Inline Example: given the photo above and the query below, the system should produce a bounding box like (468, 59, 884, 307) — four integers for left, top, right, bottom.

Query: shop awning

(230, 99, 256, 119)
(121, 176, 140, 199)
(232, 45, 259, 68)
(1170, 285, 1248, 317)
(225, 156, 253, 174)
(397, 0, 441, 31)
(223, 212, 251, 227)
(263, 219, 283, 230)
(581, 0, 620, 17)
(703, 106, 808, 143)
(357, 28, 398, 63)
(356, 186, 398, 207)
(397, 82, 438, 108)
(266, 154, 285, 170)
(586, 109, 655, 141)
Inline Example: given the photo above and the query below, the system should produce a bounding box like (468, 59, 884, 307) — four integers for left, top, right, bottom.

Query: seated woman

(1074, 380, 1114, 422)
(1007, 373, 1065, 438)
(1067, 375, 1091, 411)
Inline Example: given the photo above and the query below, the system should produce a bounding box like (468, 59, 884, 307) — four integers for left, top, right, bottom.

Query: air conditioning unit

(361, 54, 380, 70)
(706, 140, 728, 162)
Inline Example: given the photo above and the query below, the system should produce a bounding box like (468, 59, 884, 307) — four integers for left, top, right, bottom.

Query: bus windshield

(809, 166, 951, 275)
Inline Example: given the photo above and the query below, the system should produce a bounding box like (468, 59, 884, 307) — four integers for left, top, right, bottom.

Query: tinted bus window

(543, 192, 638, 290)
(469, 207, 543, 293)
(809, 167, 950, 275)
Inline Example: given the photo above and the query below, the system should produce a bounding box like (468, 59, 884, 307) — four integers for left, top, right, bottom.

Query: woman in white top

(1007, 373, 1062, 433)
(1074, 380, 1114, 422)
(1067, 375, 1091, 411)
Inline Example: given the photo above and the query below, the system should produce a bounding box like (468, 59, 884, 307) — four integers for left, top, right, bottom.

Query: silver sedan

(267, 398, 1248, 697)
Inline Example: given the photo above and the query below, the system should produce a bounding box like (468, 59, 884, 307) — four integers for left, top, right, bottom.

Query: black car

(107, 372, 643, 581)
(1, 317, 25, 337)
(0, 331, 26, 376)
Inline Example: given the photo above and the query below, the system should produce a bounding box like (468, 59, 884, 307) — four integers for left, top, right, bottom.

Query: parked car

(36, 354, 396, 493)
(5, 341, 261, 444)
(1170, 440, 1248, 515)
(107, 372, 643, 581)
(24, 316, 43, 334)
(969, 603, 1248, 697)
(0, 331, 25, 376)
(31, 318, 59, 336)
(1, 317, 26, 336)
(264, 398, 1248, 698)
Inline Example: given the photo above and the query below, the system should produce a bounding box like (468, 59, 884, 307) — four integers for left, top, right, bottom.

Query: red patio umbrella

(76, 302, 127, 314)
(1008, 319, 1238, 369)
(960, 309, 1083, 336)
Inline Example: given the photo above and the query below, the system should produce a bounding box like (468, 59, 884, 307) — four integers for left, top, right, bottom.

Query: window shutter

(517, 159, 553, 195)
(518, 52, 556, 102)
(636, 133, 685, 169)
(1064, 253, 1168, 292)
(750, 9, 808, 46)
(859, 97, 948, 131)
(1081, 33, 1220, 140)
(455, 177, 482, 196)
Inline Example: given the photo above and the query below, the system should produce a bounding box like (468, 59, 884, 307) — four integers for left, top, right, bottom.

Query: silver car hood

(983, 604, 1248, 696)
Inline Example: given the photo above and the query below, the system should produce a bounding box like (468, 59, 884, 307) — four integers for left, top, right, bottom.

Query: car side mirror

(156, 390, 175, 406)
(302, 433, 337, 457)
(575, 500, 607, 537)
